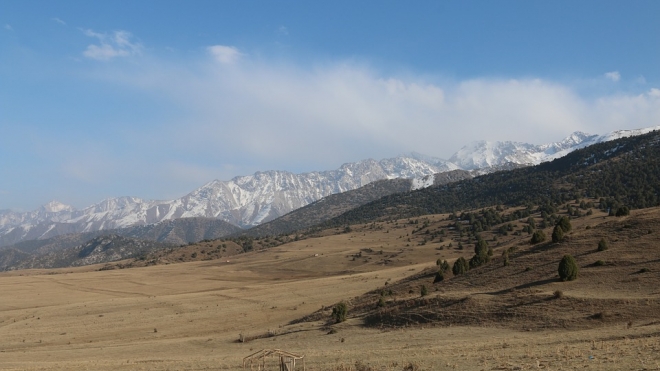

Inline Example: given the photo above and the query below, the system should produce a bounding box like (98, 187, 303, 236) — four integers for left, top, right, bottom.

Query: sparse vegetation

(615, 206, 631, 217)
(452, 257, 469, 275)
(7, 131, 660, 369)
(558, 254, 578, 281)
(530, 230, 546, 244)
(552, 225, 564, 243)
(332, 302, 348, 323)
(436, 259, 450, 273)
(556, 216, 572, 233)
(597, 238, 608, 251)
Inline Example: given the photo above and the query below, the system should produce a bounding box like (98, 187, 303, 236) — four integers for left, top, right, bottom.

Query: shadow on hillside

(486, 277, 558, 295)
(527, 241, 561, 254)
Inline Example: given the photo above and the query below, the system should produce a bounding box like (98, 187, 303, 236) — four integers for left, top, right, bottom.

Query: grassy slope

(0, 204, 659, 370)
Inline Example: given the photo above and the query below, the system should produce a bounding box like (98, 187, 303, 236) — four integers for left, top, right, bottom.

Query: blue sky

(1, 1, 659, 211)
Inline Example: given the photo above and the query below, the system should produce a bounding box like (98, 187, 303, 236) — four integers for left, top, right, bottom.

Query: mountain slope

(241, 170, 475, 238)
(1, 126, 657, 248)
(239, 178, 414, 238)
(324, 129, 660, 227)
(11, 235, 173, 270)
(449, 126, 660, 169)
(0, 156, 448, 248)
(0, 217, 241, 271)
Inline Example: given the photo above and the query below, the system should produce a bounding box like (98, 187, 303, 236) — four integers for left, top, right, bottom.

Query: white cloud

(4, 24, 12, 31)
(649, 88, 660, 98)
(52, 17, 66, 26)
(604, 71, 621, 82)
(80, 47, 660, 185)
(278, 26, 289, 36)
(207, 45, 243, 64)
(84, 44, 131, 60)
(82, 29, 142, 60)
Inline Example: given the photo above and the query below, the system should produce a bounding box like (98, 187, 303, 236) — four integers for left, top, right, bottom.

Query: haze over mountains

(0, 126, 657, 249)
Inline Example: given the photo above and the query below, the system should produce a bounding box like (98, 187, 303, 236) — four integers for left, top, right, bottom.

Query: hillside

(0, 217, 241, 271)
(335, 208, 660, 332)
(11, 234, 174, 270)
(1, 202, 658, 369)
(0, 155, 447, 247)
(237, 178, 414, 238)
(4, 126, 653, 249)
(240, 170, 476, 239)
(324, 130, 660, 227)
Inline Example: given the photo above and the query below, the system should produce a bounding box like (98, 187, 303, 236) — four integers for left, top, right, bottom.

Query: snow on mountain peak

(448, 140, 538, 170)
(1, 125, 659, 247)
(41, 200, 74, 213)
(596, 125, 660, 142)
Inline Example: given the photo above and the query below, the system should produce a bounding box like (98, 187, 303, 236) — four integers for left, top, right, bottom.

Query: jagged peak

(40, 200, 74, 213)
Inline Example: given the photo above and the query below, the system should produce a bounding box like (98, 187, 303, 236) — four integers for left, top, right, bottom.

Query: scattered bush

(436, 259, 450, 273)
(332, 302, 348, 323)
(452, 257, 469, 275)
(597, 238, 608, 251)
(469, 253, 490, 269)
(557, 216, 572, 233)
(420, 285, 428, 297)
(558, 254, 579, 281)
(469, 238, 490, 269)
(402, 362, 420, 371)
(590, 311, 610, 320)
(553, 290, 564, 299)
(474, 239, 489, 256)
(530, 230, 546, 244)
(377, 296, 386, 307)
(551, 225, 564, 243)
(354, 361, 375, 371)
(433, 271, 444, 283)
(615, 206, 630, 217)
(594, 260, 606, 266)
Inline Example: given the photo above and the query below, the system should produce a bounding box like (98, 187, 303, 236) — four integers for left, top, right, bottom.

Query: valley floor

(1, 209, 659, 370)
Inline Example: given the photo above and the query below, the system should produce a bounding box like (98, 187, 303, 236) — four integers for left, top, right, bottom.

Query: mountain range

(1, 125, 657, 249)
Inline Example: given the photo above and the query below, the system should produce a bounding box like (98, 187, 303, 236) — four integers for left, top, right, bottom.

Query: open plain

(1, 207, 659, 370)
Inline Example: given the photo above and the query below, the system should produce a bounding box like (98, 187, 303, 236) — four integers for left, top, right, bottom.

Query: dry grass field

(1, 205, 659, 370)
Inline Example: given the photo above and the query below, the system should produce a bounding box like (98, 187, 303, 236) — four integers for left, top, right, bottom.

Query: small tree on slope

(558, 254, 578, 281)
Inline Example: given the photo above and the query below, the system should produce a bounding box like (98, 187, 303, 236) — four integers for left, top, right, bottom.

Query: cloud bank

(20, 42, 659, 209)
(102, 46, 659, 171)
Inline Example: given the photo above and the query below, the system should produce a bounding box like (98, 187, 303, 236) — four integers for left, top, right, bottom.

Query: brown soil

(0, 204, 658, 370)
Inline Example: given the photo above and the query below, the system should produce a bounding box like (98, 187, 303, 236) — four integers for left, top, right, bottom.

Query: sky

(1, 1, 659, 211)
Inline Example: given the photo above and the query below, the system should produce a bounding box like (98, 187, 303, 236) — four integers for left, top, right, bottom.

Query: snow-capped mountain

(0, 157, 447, 247)
(1, 125, 658, 247)
(448, 126, 660, 170)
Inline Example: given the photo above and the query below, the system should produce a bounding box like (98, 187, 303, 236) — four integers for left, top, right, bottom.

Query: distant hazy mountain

(7, 234, 173, 270)
(0, 217, 244, 270)
(1, 125, 657, 248)
(448, 126, 660, 170)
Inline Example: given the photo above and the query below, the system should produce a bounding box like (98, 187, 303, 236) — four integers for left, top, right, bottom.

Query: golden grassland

(1, 205, 659, 370)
